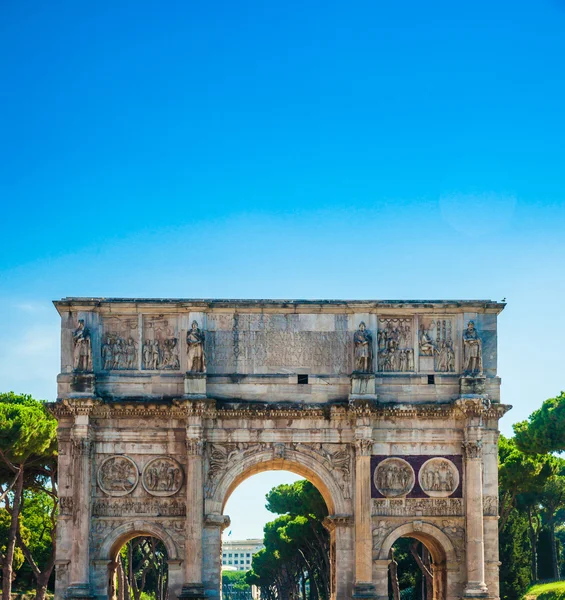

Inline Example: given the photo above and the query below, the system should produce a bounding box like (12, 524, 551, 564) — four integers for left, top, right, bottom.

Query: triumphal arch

(50, 298, 508, 600)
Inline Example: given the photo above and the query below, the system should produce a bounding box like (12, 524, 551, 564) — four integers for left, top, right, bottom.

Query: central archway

(205, 447, 353, 600)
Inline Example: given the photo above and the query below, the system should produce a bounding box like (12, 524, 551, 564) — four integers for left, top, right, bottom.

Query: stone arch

(98, 520, 180, 561)
(377, 521, 456, 565)
(210, 447, 350, 516)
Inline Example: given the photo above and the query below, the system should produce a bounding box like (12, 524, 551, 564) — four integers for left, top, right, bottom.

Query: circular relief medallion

(142, 457, 184, 497)
(97, 455, 139, 497)
(374, 457, 415, 498)
(418, 457, 460, 498)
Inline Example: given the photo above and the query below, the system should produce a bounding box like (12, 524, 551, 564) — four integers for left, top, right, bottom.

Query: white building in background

(222, 539, 264, 571)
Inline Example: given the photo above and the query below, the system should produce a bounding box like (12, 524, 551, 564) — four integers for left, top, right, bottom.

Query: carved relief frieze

(418, 458, 459, 498)
(372, 519, 395, 554)
(373, 458, 415, 498)
(377, 318, 414, 372)
(142, 317, 180, 370)
(141, 457, 184, 497)
(92, 498, 186, 517)
(101, 316, 139, 370)
(97, 455, 139, 497)
(418, 317, 455, 372)
(372, 498, 464, 517)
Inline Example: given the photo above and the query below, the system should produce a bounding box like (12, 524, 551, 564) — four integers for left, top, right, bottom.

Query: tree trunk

(410, 541, 434, 599)
(2, 468, 24, 600)
(527, 506, 539, 582)
(550, 523, 559, 580)
(389, 553, 401, 600)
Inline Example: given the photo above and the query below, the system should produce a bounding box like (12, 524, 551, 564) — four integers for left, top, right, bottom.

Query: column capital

(205, 513, 231, 531)
(322, 514, 353, 532)
(355, 439, 374, 456)
(463, 439, 483, 460)
(186, 438, 205, 456)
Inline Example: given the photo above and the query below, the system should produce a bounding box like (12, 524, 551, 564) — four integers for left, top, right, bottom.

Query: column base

(459, 376, 486, 395)
(64, 584, 95, 600)
(352, 582, 379, 598)
(463, 583, 489, 597)
(178, 583, 206, 599)
(70, 373, 96, 395)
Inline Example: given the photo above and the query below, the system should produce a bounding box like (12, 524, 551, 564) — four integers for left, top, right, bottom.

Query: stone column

(323, 515, 354, 600)
(203, 514, 231, 599)
(179, 433, 206, 600)
(354, 437, 377, 599)
(463, 430, 488, 597)
(67, 413, 94, 600)
(372, 560, 390, 600)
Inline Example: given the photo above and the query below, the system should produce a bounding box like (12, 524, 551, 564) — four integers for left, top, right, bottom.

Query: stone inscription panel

(205, 314, 353, 374)
(371, 455, 462, 499)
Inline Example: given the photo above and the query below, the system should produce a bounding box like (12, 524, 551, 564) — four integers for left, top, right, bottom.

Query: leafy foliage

(514, 392, 565, 454)
(246, 480, 329, 600)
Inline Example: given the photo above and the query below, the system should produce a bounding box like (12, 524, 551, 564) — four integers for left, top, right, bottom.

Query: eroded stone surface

(50, 298, 508, 600)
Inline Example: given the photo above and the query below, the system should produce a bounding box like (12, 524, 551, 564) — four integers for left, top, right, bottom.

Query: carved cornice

(48, 398, 511, 422)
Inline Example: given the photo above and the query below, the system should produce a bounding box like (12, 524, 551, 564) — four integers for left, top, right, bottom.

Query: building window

(246, 560, 250, 564)
(228, 554, 232, 557)
(246, 553, 250, 557)
(228, 561, 232, 565)
(234, 560, 238, 565)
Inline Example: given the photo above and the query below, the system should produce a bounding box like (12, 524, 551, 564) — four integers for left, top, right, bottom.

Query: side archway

(97, 520, 180, 561)
(377, 521, 456, 564)
(375, 521, 458, 600)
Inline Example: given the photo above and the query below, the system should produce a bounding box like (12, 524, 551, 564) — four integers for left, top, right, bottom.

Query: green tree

(498, 508, 532, 600)
(514, 391, 565, 454)
(246, 480, 330, 600)
(0, 392, 57, 600)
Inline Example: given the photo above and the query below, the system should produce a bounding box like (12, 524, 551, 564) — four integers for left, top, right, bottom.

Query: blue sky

(1, 0, 565, 539)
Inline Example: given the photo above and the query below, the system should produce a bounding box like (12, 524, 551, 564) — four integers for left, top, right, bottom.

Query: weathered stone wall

(51, 298, 508, 600)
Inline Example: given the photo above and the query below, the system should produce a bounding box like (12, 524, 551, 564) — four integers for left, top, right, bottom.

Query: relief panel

(101, 316, 139, 370)
(97, 455, 139, 497)
(418, 317, 456, 373)
(141, 316, 180, 371)
(141, 457, 184, 497)
(377, 318, 414, 372)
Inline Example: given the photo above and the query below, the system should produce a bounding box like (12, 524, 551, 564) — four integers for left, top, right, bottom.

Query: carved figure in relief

(377, 319, 414, 372)
(101, 334, 138, 370)
(374, 458, 415, 498)
(142, 457, 184, 497)
(142, 337, 179, 370)
(463, 320, 483, 376)
(72, 320, 92, 372)
(418, 458, 459, 498)
(187, 320, 206, 372)
(419, 329, 435, 356)
(97, 456, 139, 497)
(353, 322, 373, 372)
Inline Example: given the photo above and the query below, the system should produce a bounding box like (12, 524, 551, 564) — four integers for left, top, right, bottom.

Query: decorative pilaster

(66, 416, 94, 600)
(463, 433, 488, 597)
(179, 430, 206, 600)
(353, 437, 377, 599)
